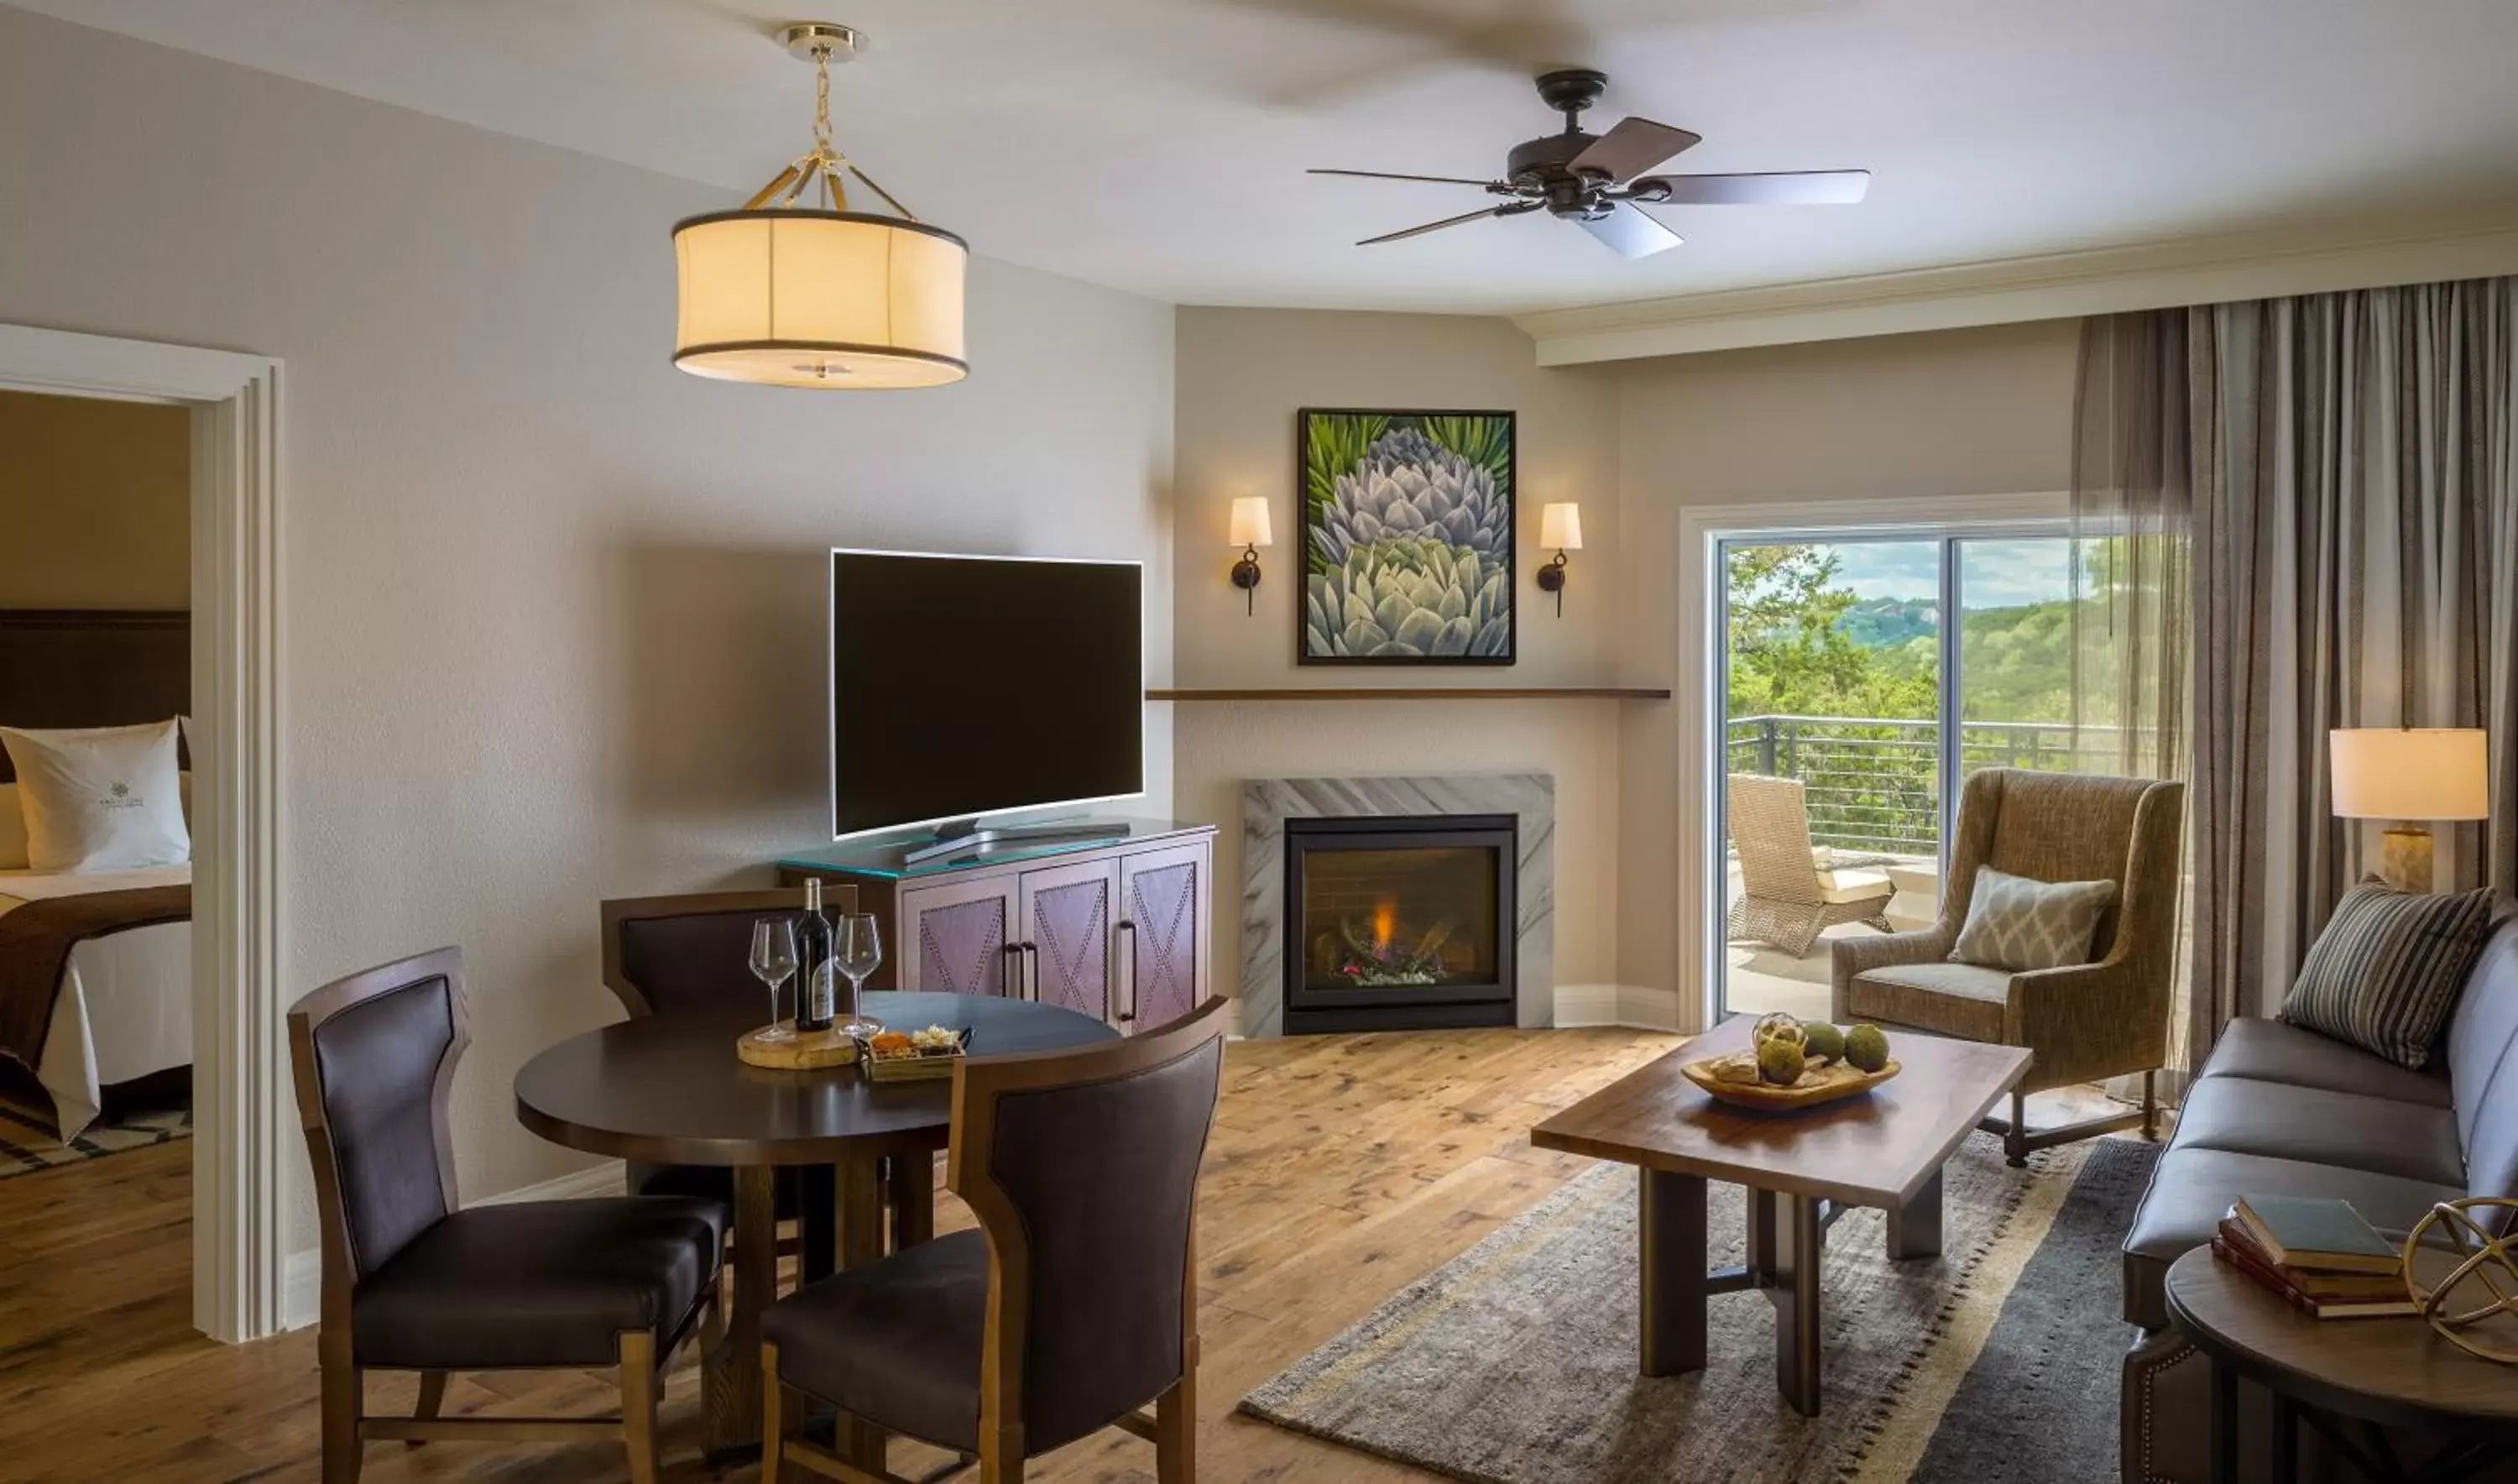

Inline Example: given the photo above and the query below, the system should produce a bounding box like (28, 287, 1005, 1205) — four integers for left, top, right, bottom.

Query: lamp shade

(2330, 729, 2489, 820)
(673, 210, 967, 389)
(1229, 497, 1272, 548)
(1539, 502, 1584, 551)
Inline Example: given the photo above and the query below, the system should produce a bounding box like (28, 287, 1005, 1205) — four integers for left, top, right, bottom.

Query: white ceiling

(23, 0, 2518, 315)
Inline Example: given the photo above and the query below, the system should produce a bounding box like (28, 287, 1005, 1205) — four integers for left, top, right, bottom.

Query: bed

(0, 610, 192, 1140)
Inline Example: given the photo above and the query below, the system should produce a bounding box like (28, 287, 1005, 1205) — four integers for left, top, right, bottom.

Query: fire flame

(1371, 899, 1397, 954)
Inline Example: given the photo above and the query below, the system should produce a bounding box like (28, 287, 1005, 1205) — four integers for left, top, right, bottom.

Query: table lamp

(2329, 728, 2489, 893)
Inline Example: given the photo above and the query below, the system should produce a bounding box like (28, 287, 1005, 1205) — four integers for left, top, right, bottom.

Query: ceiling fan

(1309, 69, 1869, 259)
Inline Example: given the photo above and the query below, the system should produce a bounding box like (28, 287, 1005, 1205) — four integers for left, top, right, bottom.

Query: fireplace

(1281, 813, 1517, 1034)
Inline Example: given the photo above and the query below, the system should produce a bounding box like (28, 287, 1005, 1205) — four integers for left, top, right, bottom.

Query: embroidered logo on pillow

(1948, 865, 2118, 973)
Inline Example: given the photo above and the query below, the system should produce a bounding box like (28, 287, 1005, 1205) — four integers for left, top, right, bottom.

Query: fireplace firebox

(1282, 813, 1517, 1034)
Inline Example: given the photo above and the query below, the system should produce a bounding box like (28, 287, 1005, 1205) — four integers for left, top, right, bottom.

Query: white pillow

(0, 721, 191, 872)
(0, 783, 25, 870)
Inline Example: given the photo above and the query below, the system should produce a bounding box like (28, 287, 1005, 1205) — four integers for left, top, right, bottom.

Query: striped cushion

(2280, 880, 2497, 1070)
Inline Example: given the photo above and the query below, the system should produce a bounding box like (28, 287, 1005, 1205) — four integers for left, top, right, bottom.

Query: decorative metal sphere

(2403, 1197, 2518, 1365)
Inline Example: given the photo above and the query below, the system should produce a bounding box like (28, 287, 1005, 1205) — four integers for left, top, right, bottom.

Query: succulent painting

(1299, 410, 1515, 662)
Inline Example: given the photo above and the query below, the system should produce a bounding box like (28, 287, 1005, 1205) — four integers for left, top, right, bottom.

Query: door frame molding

(0, 322, 286, 1342)
(1677, 492, 2066, 1033)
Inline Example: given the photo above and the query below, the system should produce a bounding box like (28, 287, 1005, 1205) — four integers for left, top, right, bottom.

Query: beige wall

(1610, 320, 2082, 1022)
(0, 8, 1176, 1246)
(1171, 306, 2081, 1028)
(0, 388, 189, 608)
(1171, 308, 1629, 1010)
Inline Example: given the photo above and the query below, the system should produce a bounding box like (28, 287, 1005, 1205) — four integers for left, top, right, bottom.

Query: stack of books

(2212, 1194, 2416, 1319)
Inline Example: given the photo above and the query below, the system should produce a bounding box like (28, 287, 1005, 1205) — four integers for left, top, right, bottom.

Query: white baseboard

(1551, 982, 1623, 1027)
(471, 1160, 628, 1205)
(278, 1160, 632, 1332)
(1553, 983, 1703, 1034)
(280, 1247, 320, 1331)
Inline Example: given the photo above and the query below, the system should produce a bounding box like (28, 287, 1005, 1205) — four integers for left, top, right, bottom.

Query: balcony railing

(1725, 714, 2123, 854)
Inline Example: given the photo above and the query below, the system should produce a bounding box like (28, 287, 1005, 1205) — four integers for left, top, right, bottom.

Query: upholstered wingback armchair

(1831, 768, 2186, 1166)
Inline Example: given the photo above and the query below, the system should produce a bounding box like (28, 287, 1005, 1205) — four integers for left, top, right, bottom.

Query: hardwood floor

(0, 1026, 1685, 1483)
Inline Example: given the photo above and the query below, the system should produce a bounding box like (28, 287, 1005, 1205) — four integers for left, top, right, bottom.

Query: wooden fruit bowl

(1680, 1053, 1901, 1110)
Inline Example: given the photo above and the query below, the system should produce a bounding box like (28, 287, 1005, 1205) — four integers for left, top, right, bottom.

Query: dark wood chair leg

(762, 1342, 786, 1483)
(2005, 1089, 2029, 1168)
(2141, 1069, 2160, 1142)
(318, 1336, 363, 1483)
(405, 1370, 447, 1448)
(619, 1330, 661, 1484)
(1155, 1369, 1196, 1484)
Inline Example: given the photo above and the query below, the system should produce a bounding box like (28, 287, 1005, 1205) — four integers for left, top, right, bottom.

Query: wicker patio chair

(1726, 773, 1896, 959)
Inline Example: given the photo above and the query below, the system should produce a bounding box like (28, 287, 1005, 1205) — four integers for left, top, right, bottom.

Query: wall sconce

(1229, 497, 1272, 615)
(1535, 503, 1582, 617)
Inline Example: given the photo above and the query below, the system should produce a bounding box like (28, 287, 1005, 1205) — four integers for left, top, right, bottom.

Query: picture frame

(1297, 407, 1517, 666)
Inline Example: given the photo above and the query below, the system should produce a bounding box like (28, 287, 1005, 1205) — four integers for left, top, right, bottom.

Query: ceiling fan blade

(1358, 201, 1537, 246)
(1568, 118, 1701, 182)
(1575, 202, 1684, 259)
(1627, 169, 1872, 205)
(1309, 168, 1511, 190)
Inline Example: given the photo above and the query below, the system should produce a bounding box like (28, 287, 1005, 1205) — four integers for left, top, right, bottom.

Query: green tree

(1726, 545, 1936, 721)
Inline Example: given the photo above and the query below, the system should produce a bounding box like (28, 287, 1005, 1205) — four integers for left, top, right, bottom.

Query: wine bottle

(797, 877, 835, 1032)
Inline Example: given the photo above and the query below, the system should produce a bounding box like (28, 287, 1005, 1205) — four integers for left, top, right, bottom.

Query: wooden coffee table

(1530, 1016, 2030, 1414)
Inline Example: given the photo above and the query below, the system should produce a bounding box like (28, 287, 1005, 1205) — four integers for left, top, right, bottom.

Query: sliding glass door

(1716, 526, 2080, 1020)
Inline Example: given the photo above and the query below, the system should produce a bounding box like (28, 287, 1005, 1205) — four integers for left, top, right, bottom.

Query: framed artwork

(1298, 407, 1517, 665)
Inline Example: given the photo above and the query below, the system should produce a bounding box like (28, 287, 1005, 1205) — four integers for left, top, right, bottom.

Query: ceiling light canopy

(672, 23, 967, 390)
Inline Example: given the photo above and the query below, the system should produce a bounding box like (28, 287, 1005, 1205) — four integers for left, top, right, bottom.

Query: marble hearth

(1241, 774, 1554, 1037)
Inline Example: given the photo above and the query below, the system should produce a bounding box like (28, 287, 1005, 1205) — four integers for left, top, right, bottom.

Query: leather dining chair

(601, 888, 812, 1212)
(287, 946, 725, 1483)
(760, 995, 1230, 1484)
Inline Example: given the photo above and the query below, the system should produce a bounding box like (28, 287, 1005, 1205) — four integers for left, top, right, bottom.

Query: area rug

(0, 1094, 191, 1178)
(1240, 1132, 2160, 1484)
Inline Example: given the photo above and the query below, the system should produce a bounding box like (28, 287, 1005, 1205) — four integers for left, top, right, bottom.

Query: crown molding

(1512, 208, 2518, 366)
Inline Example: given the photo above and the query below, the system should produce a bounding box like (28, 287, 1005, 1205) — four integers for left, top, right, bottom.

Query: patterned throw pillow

(1948, 865, 2118, 973)
(2280, 880, 2496, 1070)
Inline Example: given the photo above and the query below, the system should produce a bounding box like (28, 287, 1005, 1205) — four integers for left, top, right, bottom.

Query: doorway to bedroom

(0, 390, 198, 1276)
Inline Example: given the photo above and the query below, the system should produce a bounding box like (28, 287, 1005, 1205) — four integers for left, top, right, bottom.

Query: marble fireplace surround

(1241, 774, 1555, 1037)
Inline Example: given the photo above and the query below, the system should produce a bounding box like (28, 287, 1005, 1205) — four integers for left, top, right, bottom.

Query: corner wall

(1170, 309, 1629, 1023)
(1171, 306, 2082, 1032)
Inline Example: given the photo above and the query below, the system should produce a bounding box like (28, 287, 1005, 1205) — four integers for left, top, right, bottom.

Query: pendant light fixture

(672, 23, 968, 389)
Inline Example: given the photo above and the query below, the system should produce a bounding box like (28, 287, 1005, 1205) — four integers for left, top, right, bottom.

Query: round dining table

(514, 990, 1118, 1459)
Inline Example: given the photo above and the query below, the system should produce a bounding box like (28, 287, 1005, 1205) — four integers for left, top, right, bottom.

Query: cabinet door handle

(999, 942, 1022, 999)
(1115, 920, 1138, 1024)
(1023, 942, 1040, 1002)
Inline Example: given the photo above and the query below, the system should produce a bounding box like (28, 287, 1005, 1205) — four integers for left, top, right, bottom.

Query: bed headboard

(0, 609, 191, 784)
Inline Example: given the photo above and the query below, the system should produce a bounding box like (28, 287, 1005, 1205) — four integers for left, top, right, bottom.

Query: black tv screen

(829, 550, 1144, 839)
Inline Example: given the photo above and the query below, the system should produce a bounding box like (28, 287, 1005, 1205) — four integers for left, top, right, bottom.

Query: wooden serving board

(735, 1022, 859, 1069)
(1680, 1053, 1901, 1110)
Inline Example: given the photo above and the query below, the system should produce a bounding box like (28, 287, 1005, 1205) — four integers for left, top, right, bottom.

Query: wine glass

(750, 918, 799, 1042)
(833, 912, 885, 1037)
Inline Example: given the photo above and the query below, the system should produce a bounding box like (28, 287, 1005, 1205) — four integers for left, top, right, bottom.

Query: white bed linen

(1, 865, 191, 1140)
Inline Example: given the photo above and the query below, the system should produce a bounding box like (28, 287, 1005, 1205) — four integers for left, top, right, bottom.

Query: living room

(1, 3, 2514, 1482)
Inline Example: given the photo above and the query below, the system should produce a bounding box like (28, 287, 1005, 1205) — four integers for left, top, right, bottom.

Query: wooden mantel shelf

(1147, 686, 1671, 702)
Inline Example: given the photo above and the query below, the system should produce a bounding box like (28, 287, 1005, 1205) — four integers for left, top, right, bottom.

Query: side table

(2163, 1245, 2518, 1482)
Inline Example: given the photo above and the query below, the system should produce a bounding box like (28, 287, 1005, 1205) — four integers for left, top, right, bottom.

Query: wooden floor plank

(0, 1026, 1680, 1481)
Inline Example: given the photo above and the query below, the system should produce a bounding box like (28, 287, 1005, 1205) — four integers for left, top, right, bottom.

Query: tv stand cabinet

(774, 819, 1215, 1037)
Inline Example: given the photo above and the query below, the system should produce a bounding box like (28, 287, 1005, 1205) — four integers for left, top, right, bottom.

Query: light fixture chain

(813, 44, 833, 151)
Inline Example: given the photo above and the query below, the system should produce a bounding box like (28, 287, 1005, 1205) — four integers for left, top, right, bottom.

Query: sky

(1828, 539, 2073, 609)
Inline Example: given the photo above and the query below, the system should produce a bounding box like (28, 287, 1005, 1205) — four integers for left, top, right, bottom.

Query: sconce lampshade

(1539, 502, 1584, 551)
(673, 210, 968, 389)
(2330, 729, 2489, 820)
(1229, 497, 1273, 548)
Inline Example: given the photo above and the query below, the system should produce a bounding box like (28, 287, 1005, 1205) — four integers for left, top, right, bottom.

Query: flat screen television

(828, 549, 1144, 844)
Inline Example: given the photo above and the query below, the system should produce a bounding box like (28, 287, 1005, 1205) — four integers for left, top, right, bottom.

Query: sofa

(2120, 915, 2518, 1483)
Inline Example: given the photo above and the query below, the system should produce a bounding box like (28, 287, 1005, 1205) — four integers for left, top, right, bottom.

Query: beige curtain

(2071, 276, 2518, 1079)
